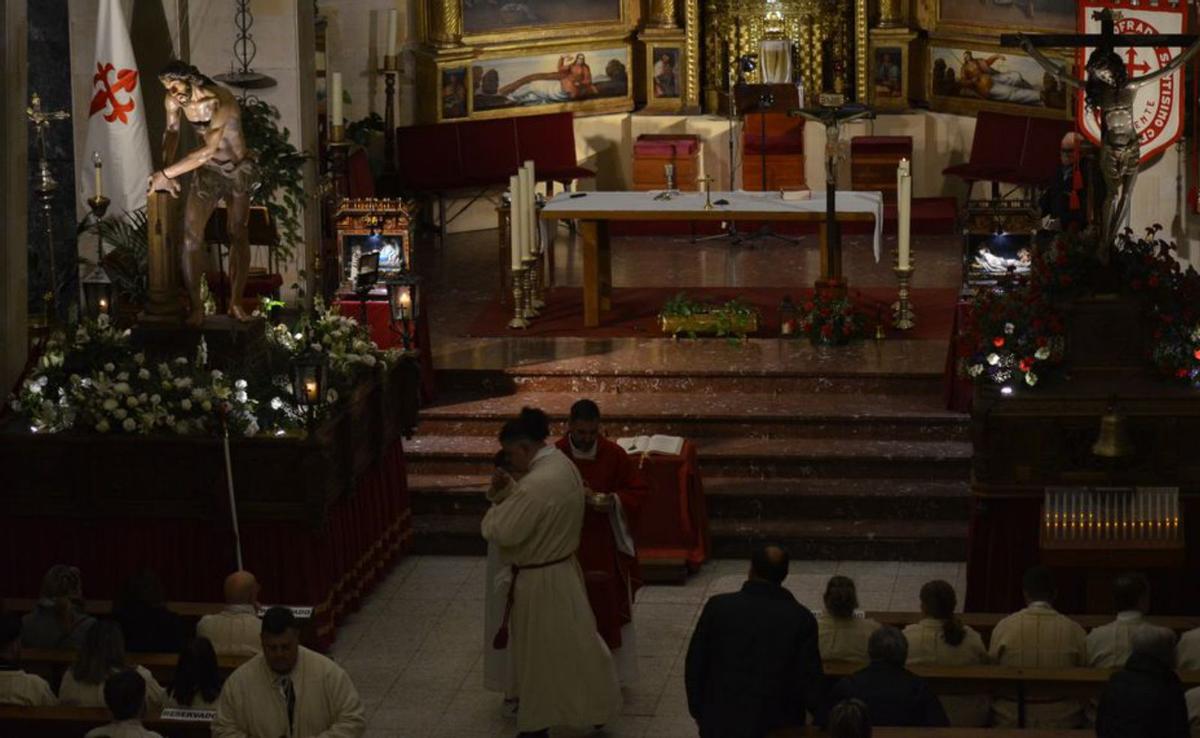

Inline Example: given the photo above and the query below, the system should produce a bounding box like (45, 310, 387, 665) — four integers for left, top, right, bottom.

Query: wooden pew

(1, 598, 320, 648)
(823, 661, 1200, 728)
(862, 611, 1200, 644)
(18, 649, 251, 692)
(0, 705, 211, 738)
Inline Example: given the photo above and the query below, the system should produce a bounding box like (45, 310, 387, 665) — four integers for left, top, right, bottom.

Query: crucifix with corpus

(1001, 9, 1200, 263)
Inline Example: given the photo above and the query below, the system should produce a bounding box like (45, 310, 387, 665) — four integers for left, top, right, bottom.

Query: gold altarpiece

(702, 0, 869, 112)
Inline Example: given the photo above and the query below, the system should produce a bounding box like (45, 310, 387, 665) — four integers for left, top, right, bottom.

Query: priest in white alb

(483, 408, 622, 737)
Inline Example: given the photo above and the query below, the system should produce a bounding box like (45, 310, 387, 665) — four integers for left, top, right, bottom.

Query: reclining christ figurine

(1014, 10, 1200, 262)
(149, 61, 257, 326)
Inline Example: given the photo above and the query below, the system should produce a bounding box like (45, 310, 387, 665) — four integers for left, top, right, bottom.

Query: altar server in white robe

(482, 408, 622, 737)
(484, 450, 519, 712)
(213, 607, 365, 738)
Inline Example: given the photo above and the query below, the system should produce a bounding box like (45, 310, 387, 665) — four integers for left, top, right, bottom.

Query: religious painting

(870, 43, 909, 111)
(927, 41, 1074, 118)
(643, 43, 687, 113)
(935, 0, 1075, 36)
(441, 67, 469, 120)
(461, 0, 625, 37)
(471, 47, 631, 115)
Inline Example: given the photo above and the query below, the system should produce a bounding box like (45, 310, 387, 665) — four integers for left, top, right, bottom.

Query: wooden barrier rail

(17, 649, 252, 693)
(0, 705, 211, 738)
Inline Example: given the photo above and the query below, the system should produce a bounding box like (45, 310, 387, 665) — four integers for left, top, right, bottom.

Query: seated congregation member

(214, 607, 365, 737)
(828, 698, 872, 738)
(482, 408, 621, 737)
(1186, 686, 1200, 737)
(989, 565, 1087, 728)
(1096, 627, 1190, 738)
(59, 620, 165, 711)
(166, 637, 222, 709)
(196, 570, 263, 656)
(84, 669, 164, 738)
(113, 569, 186, 654)
(829, 626, 949, 727)
(21, 563, 95, 650)
(902, 580, 989, 726)
(0, 612, 56, 706)
(817, 576, 881, 662)
(685, 545, 824, 737)
(555, 398, 649, 685)
(1089, 572, 1175, 669)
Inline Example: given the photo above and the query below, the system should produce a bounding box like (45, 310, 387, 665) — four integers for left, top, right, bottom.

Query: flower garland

(9, 301, 399, 436)
(797, 292, 866, 345)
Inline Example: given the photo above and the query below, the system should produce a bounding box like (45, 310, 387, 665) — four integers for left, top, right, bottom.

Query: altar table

(541, 190, 884, 327)
(631, 441, 710, 571)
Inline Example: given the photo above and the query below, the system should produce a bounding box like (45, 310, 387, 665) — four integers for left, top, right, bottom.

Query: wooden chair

(742, 112, 806, 192)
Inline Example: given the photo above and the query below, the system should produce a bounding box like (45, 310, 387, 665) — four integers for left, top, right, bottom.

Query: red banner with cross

(1076, 0, 1189, 164)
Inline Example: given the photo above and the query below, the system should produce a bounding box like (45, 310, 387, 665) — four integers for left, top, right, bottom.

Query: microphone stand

(693, 57, 746, 245)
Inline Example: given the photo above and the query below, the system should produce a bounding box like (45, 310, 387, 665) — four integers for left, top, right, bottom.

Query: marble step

(410, 513, 967, 562)
(418, 390, 968, 441)
(409, 474, 969, 520)
(403, 435, 972, 480)
(437, 368, 944, 397)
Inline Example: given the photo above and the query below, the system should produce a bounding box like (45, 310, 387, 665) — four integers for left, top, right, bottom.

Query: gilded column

(877, 0, 903, 28)
(685, 0, 700, 109)
(652, 0, 678, 28)
(429, 0, 462, 48)
(855, 0, 869, 102)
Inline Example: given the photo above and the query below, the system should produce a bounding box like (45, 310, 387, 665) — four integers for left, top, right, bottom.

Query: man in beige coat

(0, 613, 55, 707)
(197, 570, 263, 656)
(213, 607, 365, 738)
(483, 410, 622, 737)
(1088, 573, 1175, 668)
(989, 566, 1087, 728)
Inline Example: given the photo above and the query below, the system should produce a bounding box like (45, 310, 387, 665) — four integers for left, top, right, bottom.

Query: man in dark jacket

(1096, 626, 1190, 738)
(685, 545, 824, 738)
(829, 626, 948, 727)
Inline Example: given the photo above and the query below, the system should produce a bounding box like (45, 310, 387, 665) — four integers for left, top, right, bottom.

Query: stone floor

(331, 555, 966, 738)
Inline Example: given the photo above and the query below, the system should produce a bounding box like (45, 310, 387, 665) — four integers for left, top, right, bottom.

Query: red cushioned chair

(457, 118, 521, 188)
(395, 123, 464, 192)
(742, 113, 806, 191)
(515, 112, 595, 190)
(942, 110, 1027, 199)
(1011, 117, 1073, 188)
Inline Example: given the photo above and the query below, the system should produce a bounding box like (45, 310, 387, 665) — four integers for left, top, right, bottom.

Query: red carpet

(468, 286, 958, 340)
(608, 197, 958, 237)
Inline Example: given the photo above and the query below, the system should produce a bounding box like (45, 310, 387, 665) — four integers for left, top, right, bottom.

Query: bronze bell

(1092, 403, 1134, 458)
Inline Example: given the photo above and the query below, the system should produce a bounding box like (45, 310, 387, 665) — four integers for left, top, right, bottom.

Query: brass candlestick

(380, 56, 400, 173)
(700, 175, 714, 210)
(508, 265, 530, 329)
(892, 262, 916, 330)
(522, 256, 540, 318)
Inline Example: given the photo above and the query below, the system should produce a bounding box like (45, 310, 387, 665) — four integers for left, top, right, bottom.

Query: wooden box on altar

(632, 134, 701, 191)
(967, 295, 1200, 614)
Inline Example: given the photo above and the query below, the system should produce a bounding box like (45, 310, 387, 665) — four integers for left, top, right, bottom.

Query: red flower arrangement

(797, 292, 866, 346)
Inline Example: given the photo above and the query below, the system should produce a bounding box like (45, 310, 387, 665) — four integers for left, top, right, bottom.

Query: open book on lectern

(616, 434, 685, 457)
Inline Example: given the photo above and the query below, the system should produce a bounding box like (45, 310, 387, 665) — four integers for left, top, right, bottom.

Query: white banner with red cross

(1076, 0, 1189, 164)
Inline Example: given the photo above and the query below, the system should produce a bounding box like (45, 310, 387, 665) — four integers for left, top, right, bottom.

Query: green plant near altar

(86, 208, 149, 307)
(239, 97, 310, 265)
(796, 292, 865, 346)
(9, 303, 399, 436)
(659, 293, 759, 338)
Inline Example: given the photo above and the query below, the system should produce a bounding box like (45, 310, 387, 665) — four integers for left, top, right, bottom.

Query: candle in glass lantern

(304, 378, 319, 403)
(386, 9, 398, 59)
(398, 289, 412, 319)
(98, 297, 109, 314)
(93, 152, 103, 199)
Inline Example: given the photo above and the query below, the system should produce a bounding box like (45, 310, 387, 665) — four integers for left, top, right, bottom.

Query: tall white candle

(897, 158, 912, 269)
(93, 152, 103, 199)
(524, 160, 537, 256)
(519, 163, 534, 260)
(331, 72, 344, 127)
(386, 9, 398, 59)
(510, 175, 524, 270)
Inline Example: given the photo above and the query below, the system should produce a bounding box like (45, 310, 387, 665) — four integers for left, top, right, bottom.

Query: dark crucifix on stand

(788, 95, 873, 294)
(1000, 9, 1200, 263)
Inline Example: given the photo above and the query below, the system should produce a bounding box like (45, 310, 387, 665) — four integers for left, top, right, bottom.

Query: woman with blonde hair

(902, 580, 990, 726)
(817, 576, 881, 662)
(59, 621, 165, 711)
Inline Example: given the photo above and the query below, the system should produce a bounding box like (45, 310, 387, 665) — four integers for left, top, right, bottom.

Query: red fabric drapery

(0, 438, 412, 650)
(334, 299, 436, 403)
(631, 441, 710, 570)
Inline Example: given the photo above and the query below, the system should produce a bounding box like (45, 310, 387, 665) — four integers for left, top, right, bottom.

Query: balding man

(197, 571, 261, 656)
(686, 545, 824, 737)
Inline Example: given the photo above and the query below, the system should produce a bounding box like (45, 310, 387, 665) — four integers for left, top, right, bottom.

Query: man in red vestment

(555, 399, 648, 685)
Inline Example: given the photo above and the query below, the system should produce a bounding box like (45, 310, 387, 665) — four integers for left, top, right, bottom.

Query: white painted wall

(319, 0, 417, 128)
